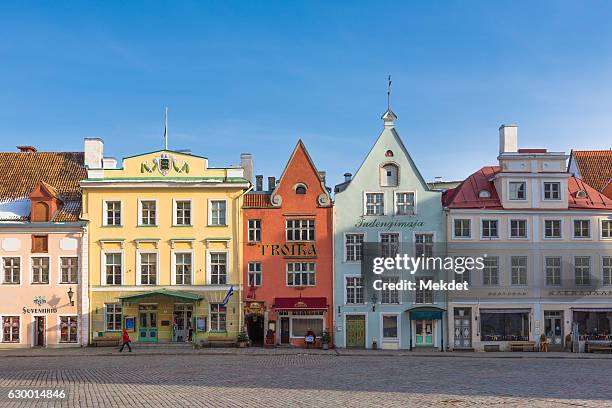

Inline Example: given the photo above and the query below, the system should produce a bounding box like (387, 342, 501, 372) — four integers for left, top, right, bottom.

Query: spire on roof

(382, 75, 397, 127)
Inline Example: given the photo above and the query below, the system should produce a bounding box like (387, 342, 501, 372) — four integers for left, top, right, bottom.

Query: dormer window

(576, 190, 587, 198)
(478, 190, 491, 199)
(509, 182, 526, 200)
(380, 163, 399, 187)
(31, 202, 50, 222)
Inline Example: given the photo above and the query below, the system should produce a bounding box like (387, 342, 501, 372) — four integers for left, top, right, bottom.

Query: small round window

(296, 185, 307, 195)
(385, 150, 394, 157)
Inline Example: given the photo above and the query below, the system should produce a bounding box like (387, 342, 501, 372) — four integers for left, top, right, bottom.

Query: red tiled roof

(445, 166, 612, 210)
(243, 192, 273, 208)
(274, 297, 328, 310)
(571, 150, 612, 192)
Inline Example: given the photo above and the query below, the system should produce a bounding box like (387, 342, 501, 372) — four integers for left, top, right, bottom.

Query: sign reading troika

(258, 243, 316, 257)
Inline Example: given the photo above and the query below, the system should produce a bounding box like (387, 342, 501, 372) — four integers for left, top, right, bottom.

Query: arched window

(380, 163, 399, 187)
(296, 185, 307, 195)
(31, 201, 50, 222)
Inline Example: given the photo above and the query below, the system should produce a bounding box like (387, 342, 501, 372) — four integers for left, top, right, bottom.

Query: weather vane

(387, 75, 392, 111)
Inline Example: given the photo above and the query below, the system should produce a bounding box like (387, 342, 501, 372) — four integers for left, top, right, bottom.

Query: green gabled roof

(119, 288, 202, 302)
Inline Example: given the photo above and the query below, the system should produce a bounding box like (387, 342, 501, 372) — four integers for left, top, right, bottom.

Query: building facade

(445, 125, 612, 352)
(0, 147, 88, 348)
(81, 139, 249, 344)
(334, 110, 446, 350)
(242, 141, 333, 347)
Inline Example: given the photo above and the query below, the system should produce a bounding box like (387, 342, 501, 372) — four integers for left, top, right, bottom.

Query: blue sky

(1, 1, 611, 187)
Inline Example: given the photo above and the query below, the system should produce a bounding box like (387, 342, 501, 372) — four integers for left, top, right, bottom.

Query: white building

(445, 125, 612, 352)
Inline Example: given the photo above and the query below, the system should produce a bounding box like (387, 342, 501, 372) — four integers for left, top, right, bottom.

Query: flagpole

(164, 107, 168, 150)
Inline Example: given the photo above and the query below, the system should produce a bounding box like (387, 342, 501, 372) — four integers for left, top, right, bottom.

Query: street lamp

(67, 287, 74, 306)
(371, 293, 377, 312)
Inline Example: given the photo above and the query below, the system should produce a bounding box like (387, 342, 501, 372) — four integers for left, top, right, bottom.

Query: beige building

(445, 125, 612, 352)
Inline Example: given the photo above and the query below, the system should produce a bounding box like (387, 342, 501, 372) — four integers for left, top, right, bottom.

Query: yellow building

(81, 139, 251, 344)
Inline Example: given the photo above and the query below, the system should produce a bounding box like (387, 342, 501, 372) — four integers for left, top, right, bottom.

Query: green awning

(119, 289, 202, 303)
(408, 306, 445, 320)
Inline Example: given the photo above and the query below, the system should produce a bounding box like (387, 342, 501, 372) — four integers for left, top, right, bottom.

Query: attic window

(295, 184, 307, 195)
(576, 190, 587, 198)
(385, 150, 394, 157)
(478, 190, 491, 198)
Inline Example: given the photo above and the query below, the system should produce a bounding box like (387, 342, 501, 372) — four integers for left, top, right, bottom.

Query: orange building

(242, 141, 333, 347)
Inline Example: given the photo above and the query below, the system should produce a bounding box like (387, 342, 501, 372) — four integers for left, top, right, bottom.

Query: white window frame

(247, 219, 262, 243)
(1, 315, 22, 343)
(380, 275, 401, 304)
(173, 199, 192, 226)
(414, 231, 435, 257)
(1, 256, 22, 285)
(208, 198, 228, 226)
(543, 219, 563, 240)
(482, 256, 500, 286)
(208, 303, 228, 332)
(572, 219, 592, 240)
(285, 219, 315, 241)
(137, 250, 159, 286)
(380, 312, 401, 342)
(508, 181, 527, 201)
(394, 191, 416, 216)
(542, 181, 562, 201)
(544, 256, 562, 286)
(206, 250, 229, 285)
(510, 256, 528, 286)
(104, 303, 122, 332)
(344, 274, 364, 305)
(57, 315, 79, 344)
(58, 256, 79, 285)
(138, 199, 158, 226)
(508, 218, 529, 240)
(574, 256, 591, 286)
(344, 232, 365, 263)
(452, 218, 472, 239)
(247, 261, 262, 287)
(286, 261, 316, 287)
(102, 200, 122, 226)
(602, 256, 612, 286)
(30, 255, 51, 285)
(101, 250, 123, 286)
(380, 162, 399, 187)
(601, 219, 612, 240)
(480, 218, 500, 240)
(171, 250, 194, 286)
(363, 192, 385, 216)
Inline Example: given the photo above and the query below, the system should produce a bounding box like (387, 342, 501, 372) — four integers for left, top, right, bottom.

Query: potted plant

(237, 331, 249, 348)
(320, 330, 331, 350)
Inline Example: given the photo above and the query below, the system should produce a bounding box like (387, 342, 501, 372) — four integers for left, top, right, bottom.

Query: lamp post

(371, 293, 377, 312)
(67, 287, 74, 306)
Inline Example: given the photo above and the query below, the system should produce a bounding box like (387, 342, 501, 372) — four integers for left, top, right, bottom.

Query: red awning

(274, 297, 328, 310)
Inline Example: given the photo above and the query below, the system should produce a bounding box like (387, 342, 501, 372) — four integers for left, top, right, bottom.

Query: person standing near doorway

(120, 329, 132, 352)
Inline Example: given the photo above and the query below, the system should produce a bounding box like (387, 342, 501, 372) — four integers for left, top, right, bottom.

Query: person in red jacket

(119, 329, 132, 352)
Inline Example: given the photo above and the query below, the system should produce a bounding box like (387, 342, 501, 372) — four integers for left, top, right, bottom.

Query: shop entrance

(246, 314, 264, 346)
(345, 315, 366, 348)
(34, 316, 45, 347)
(544, 311, 563, 349)
(453, 308, 472, 349)
(173, 304, 193, 342)
(280, 317, 290, 344)
(415, 320, 434, 346)
(139, 305, 158, 343)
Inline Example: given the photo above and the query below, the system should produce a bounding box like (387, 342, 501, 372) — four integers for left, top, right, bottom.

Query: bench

(586, 343, 612, 353)
(207, 336, 237, 348)
(509, 341, 536, 352)
(92, 337, 120, 347)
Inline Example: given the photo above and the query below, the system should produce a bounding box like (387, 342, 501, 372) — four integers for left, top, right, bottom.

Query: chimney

(102, 157, 117, 169)
(240, 153, 254, 184)
(268, 176, 276, 191)
(17, 146, 37, 153)
(318, 171, 326, 185)
(84, 138, 104, 169)
(255, 175, 263, 191)
(499, 124, 518, 155)
(344, 172, 352, 182)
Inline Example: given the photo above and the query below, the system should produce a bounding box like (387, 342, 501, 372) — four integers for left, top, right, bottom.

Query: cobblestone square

(0, 352, 610, 407)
